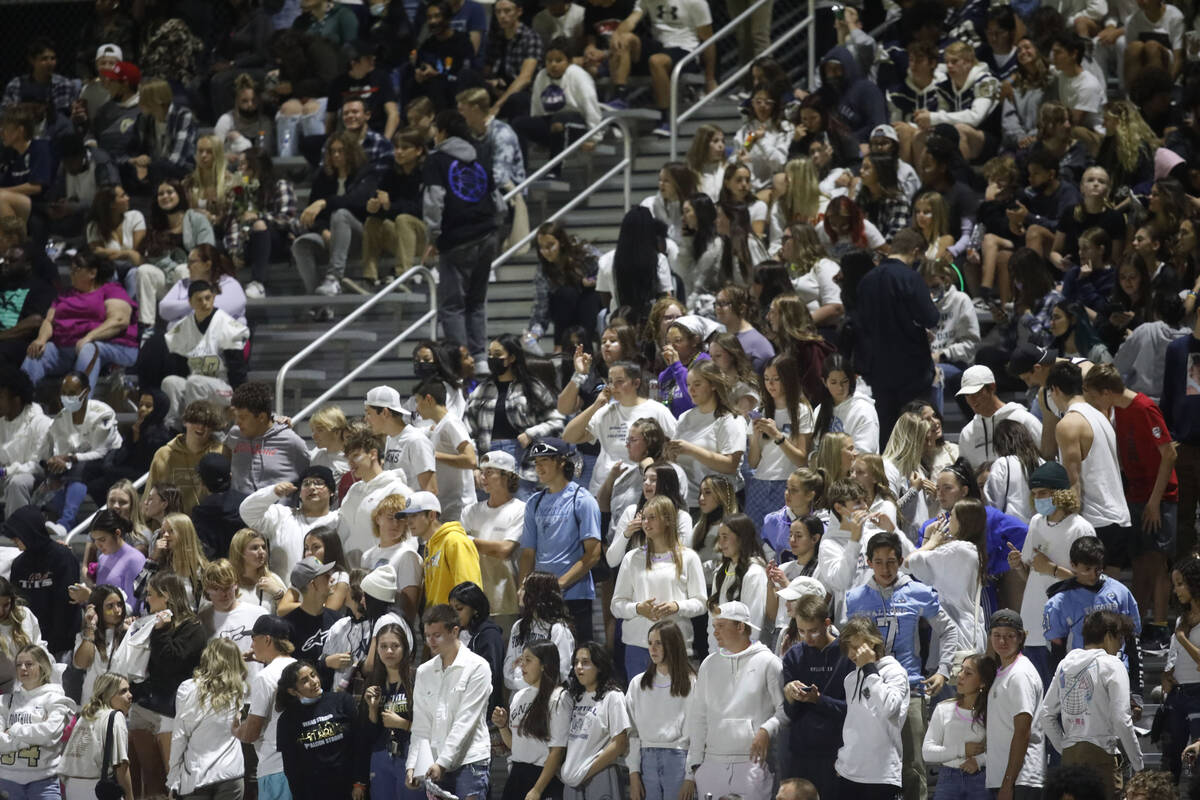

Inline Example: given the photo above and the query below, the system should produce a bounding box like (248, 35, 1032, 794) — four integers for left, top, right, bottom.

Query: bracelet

(774, 435, 786, 446)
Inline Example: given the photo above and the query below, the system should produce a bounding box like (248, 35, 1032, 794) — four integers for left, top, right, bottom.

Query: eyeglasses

(301, 479, 329, 489)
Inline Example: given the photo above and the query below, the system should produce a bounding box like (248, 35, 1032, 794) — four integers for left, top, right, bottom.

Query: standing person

(232, 616, 296, 800)
(921, 654, 994, 800)
(405, 604, 493, 800)
(1161, 300, 1200, 557)
(462, 450, 526, 634)
(423, 110, 499, 360)
(5, 505, 79, 656)
(779, 595, 852, 799)
(198, 559, 268, 669)
(1040, 610, 1144, 800)
(227, 382, 310, 495)
(626, 621, 694, 800)
(415, 377, 477, 522)
(168, 638, 249, 800)
(60, 672, 135, 800)
(1163, 557, 1200, 778)
(833, 616, 910, 799)
(853, 228, 940, 442)
(519, 438, 603, 643)
(448, 581, 505, 714)
(748, 354, 815, 532)
(281, 557, 340, 688)
(666, 361, 748, 505)
(338, 428, 412, 566)
(0, 645, 78, 800)
(365, 385, 437, 493)
(560, 642, 631, 800)
(1082, 364, 1179, 653)
(400, 490, 481, 607)
(685, 601, 783, 800)
(984, 610, 1045, 800)
(955, 365, 1044, 469)
(503, 571, 576, 691)
(82, 511, 146, 612)
(239, 466, 340, 586)
(1046, 361, 1133, 568)
(0, 577, 40, 696)
(362, 623, 416, 800)
(705, 513, 768, 651)
(275, 661, 369, 800)
(73, 584, 129, 704)
(493, 640, 570, 800)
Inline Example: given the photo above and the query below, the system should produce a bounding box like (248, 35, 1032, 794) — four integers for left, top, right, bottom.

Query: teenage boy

(406, 604, 493, 800)
(240, 465, 341, 582)
(1040, 609, 1144, 800)
(397, 490, 481, 606)
(779, 595, 853, 800)
(44, 371, 121, 530)
(1007, 344, 1095, 457)
(233, 615, 297, 800)
(0, 367, 51, 513)
(148, 399, 228, 513)
(283, 556, 339, 689)
(985, 609, 1046, 800)
(1047, 361, 1133, 568)
(686, 601, 784, 800)
(518, 437, 602, 641)
(461, 450, 526, 632)
(161, 280, 249, 427)
(365, 384, 437, 493)
(199, 558, 268, 670)
(414, 377, 476, 522)
(1162, 299, 1200, 557)
(228, 382, 310, 495)
(846, 531, 960, 800)
(956, 364, 1044, 468)
(338, 428, 412, 566)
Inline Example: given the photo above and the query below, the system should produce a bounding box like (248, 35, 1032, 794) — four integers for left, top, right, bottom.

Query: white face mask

(370, 2, 387, 14)
(61, 394, 85, 413)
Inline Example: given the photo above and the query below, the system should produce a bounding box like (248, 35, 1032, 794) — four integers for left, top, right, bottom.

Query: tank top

(1064, 400, 1131, 528)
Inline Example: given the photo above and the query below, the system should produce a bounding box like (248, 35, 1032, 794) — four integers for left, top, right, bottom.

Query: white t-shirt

(361, 537, 424, 595)
(248, 655, 297, 777)
(85, 209, 145, 250)
(431, 415, 475, 521)
(201, 601, 268, 659)
(1055, 69, 1105, 128)
(1017, 513, 1095, 646)
(462, 498, 526, 617)
(60, 709, 129, 779)
(814, 396, 880, 454)
(1168, 621, 1200, 684)
(508, 686, 571, 766)
(560, 690, 631, 787)
(74, 628, 117, 704)
(753, 406, 814, 480)
(748, 198, 768, 225)
(584, 399, 679, 495)
(1126, 4, 1185, 54)
(385, 425, 437, 490)
(636, 0, 712, 49)
(672, 408, 748, 500)
(595, 242, 677, 312)
(791, 259, 842, 315)
(985, 655, 1046, 789)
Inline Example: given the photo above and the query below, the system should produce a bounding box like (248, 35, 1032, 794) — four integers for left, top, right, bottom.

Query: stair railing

(669, 0, 817, 161)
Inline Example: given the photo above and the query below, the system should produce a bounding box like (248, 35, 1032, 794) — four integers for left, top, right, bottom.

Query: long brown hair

(536, 221, 595, 287)
(708, 513, 764, 606)
(639, 620, 694, 695)
(517, 640, 562, 741)
(763, 352, 808, 433)
(323, 130, 367, 177)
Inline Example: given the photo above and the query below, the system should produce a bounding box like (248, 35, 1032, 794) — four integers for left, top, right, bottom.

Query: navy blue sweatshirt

(854, 258, 941, 389)
(1163, 332, 1200, 444)
(781, 638, 853, 755)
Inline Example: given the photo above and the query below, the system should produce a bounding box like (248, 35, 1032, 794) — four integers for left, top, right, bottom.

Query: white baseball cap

(365, 385, 406, 414)
(479, 450, 519, 476)
(776, 576, 827, 601)
(871, 124, 899, 143)
(96, 44, 123, 62)
(714, 601, 761, 631)
(956, 365, 997, 396)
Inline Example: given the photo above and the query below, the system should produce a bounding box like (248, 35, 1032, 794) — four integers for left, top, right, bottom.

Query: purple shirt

(52, 284, 138, 348)
(737, 328, 776, 373)
(97, 542, 147, 613)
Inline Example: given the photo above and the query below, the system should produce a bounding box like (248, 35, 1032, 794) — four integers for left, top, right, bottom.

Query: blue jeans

(371, 748, 425, 800)
(932, 362, 964, 417)
(624, 644, 651, 682)
(932, 766, 988, 800)
(443, 760, 490, 800)
(22, 339, 138, 389)
(437, 233, 498, 357)
(50, 479, 91, 529)
(744, 477, 786, 534)
(0, 777, 63, 800)
(639, 748, 687, 800)
(1023, 645, 1050, 689)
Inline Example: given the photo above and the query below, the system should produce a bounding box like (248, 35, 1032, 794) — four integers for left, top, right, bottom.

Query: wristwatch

(774, 435, 786, 446)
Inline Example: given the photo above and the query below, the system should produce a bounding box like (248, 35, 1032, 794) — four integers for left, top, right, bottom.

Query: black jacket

(135, 617, 207, 716)
(191, 489, 249, 561)
(422, 136, 498, 250)
(310, 164, 380, 226)
(6, 506, 81, 654)
(853, 257, 940, 389)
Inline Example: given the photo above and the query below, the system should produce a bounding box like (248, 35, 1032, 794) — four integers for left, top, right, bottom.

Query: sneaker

(601, 97, 629, 112)
(315, 275, 342, 296)
(728, 89, 751, 103)
(244, 281, 265, 299)
(652, 121, 671, 137)
(1141, 623, 1171, 654)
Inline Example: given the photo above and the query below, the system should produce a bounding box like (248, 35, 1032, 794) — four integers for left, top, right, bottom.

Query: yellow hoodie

(424, 521, 482, 606)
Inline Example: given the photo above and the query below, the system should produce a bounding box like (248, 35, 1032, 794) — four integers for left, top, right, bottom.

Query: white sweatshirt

(834, 656, 909, 787)
(983, 455, 1040, 523)
(407, 645, 493, 771)
(337, 469, 412, 565)
(813, 396, 879, 454)
(626, 671, 694, 771)
(931, 286, 980, 365)
(958, 402, 1043, 469)
(0, 682, 78, 782)
(922, 699, 985, 770)
(1040, 648, 1143, 771)
(611, 546, 707, 648)
(169, 679, 246, 795)
(239, 486, 341, 581)
(686, 641, 784, 768)
(904, 541, 985, 652)
(530, 64, 604, 130)
(504, 619, 575, 691)
(732, 120, 794, 192)
(606, 506, 695, 568)
(44, 399, 121, 463)
(0, 403, 52, 474)
(706, 561, 768, 654)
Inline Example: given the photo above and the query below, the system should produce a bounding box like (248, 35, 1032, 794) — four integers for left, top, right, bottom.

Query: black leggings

(246, 223, 292, 285)
(511, 111, 586, 164)
(502, 761, 563, 800)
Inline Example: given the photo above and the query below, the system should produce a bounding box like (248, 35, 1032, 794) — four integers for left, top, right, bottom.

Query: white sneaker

(315, 275, 342, 296)
(245, 281, 265, 299)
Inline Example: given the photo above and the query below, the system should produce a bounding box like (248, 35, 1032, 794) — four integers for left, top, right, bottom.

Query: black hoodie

(111, 388, 174, 476)
(5, 505, 81, 654)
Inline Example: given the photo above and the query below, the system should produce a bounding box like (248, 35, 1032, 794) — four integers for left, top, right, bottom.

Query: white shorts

(128, 702, 173, 735)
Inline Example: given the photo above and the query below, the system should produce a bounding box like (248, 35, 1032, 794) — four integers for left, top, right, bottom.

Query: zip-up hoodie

(818, 46, 887, 142)
(6, 505, 80, 654)
(227, 422, 311, 495)
(1040, 647, 1144, 771)
(422, 136, 499, 250)
(423, 521, 482, 606)
(958, 402, 1043, 468)
(834, 655, 909, 787)
(686, 641, 784, 769)
(0, 403, 51, 475)
(846, 573, 961, 684)
(779, 638, 852, 755)
(929, 62, 1002, 135)
(0, 681, 79, 782)
(149, 434, 232, 513)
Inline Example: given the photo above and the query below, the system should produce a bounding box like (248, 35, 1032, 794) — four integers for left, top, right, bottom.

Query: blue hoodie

(780, 638, 852, 755)
(818, 46, 887, 143)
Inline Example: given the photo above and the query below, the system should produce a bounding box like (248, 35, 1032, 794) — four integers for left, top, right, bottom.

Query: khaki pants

(362, 214, 427, 279)
(726, 0, 773, 69)
(1062, 741, 1121, 799)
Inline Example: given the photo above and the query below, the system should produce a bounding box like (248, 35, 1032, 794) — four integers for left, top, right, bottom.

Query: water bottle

(967, 222, 984, 253)
(1185, 738, 1197, 783)
(648, 378, 660, 404)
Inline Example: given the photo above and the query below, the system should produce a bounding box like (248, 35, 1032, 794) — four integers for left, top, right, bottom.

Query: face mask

(299, 693, 321, 705)
(414, 361, 438, 379)
(931, 286, 946, 303)
(61, 394, 85, 413)
(1034, 496, 1056, 517)
(369, 1, 387, 14)
(487, 356, 508, 376)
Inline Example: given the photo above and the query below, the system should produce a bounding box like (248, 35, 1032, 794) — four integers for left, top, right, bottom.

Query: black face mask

(488, 356, 508, 377)
(414, 361, 438, 379)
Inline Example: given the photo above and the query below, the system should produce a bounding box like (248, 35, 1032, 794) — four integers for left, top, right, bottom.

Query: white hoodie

(239, 486, 341, 581)
(983, 455, 1040, 523)
(530, 63, 604, 130)
(0, 403, 52, 475)
(957, 402, 1043, 469)
(931, 285, 980, 365)
(814, 395, 879, 454)
(1040, 647, 1144, 771)
(835, 655, 909, 787)
(0, 681, 79, 782)
(686, 641, 784, 769)
(815, 518, 914, 623)
(169, 678, 246, 795)
(337, 469, 412, 565)
(928, 63, 1001, 129)
(44, 399, 122, 463)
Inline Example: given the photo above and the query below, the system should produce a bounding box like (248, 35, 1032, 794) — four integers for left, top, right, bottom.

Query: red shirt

(1113, 393, 1179, 503)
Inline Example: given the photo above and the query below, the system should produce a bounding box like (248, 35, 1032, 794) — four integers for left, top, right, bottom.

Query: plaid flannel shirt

(222, 179, 299, 255)
(136, 104, 198, 176)
(855, 184, 911, 241)
(528, 244, 600, 336)
(465, 377, 564, 454)
(486, 23, 543, 83)
(3, 73, 79, 117)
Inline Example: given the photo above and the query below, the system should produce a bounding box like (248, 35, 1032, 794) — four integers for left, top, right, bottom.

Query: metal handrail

(669, 0, 817, 161)
(502, 116, 636, 208)
(275, 266, 437, 415)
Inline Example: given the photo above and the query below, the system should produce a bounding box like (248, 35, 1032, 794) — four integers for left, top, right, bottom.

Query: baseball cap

(251, 615, 291, 640)
(365, 385, 405, 414)
(95, 44, 123, 62)
(956, 365, 997, 396)
(1029, 461, 1070, 491)
(714, 601, 761, 631)
(1007, 344, 1058, 378)
(393, 491, 441, 516)
(290, 556, 336, 591)
(100, 61, 141, 88)
(479, 450, 519, 476)
(528, 437, 574, 458)
(776, 576, 826, 602)
(871, 124, 899, 143)
(989, 608, 1024, 633)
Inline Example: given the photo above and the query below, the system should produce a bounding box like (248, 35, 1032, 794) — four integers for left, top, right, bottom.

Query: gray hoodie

(227, 422, 310, 495)
(1114, 320, 1189, 403)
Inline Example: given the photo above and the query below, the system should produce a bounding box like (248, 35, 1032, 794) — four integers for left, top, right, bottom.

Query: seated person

(162, 280, 249, 427)
(269, 30, 339, 158)
(0, 367, 52, 514)
(88, 60, 140, 163)
(2, 37, 79, 121)
(221, 148, 297, 300)
(533, 0, 586, 46)
(85, 387, 171, 505)
(362, 128, 427, 288)
(325, 40, 400, 140)
(0, 237, 55, 370)
(40, 370, 122, 529)
(0, 107, 54, 225)
(887, 40, 942, 167)
(406, 1, 476, 111)
(511, 37, 604, 165)
(580, 0, 641, 107)
(126, 78, 198, 189)
(46, 133, 119, 238)
(214, 75, 276, 157)
(292, 0, 359, 50)
(481, 0, 545, 119)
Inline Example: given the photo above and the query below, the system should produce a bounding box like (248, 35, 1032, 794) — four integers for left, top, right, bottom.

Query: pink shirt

(52, 283, 138, 348)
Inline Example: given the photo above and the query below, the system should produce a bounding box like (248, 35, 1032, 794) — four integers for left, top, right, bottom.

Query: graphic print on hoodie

(6, 505, 80, 654)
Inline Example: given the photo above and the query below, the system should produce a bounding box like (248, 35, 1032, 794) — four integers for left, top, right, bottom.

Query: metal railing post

(808, 0, 816, 89)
